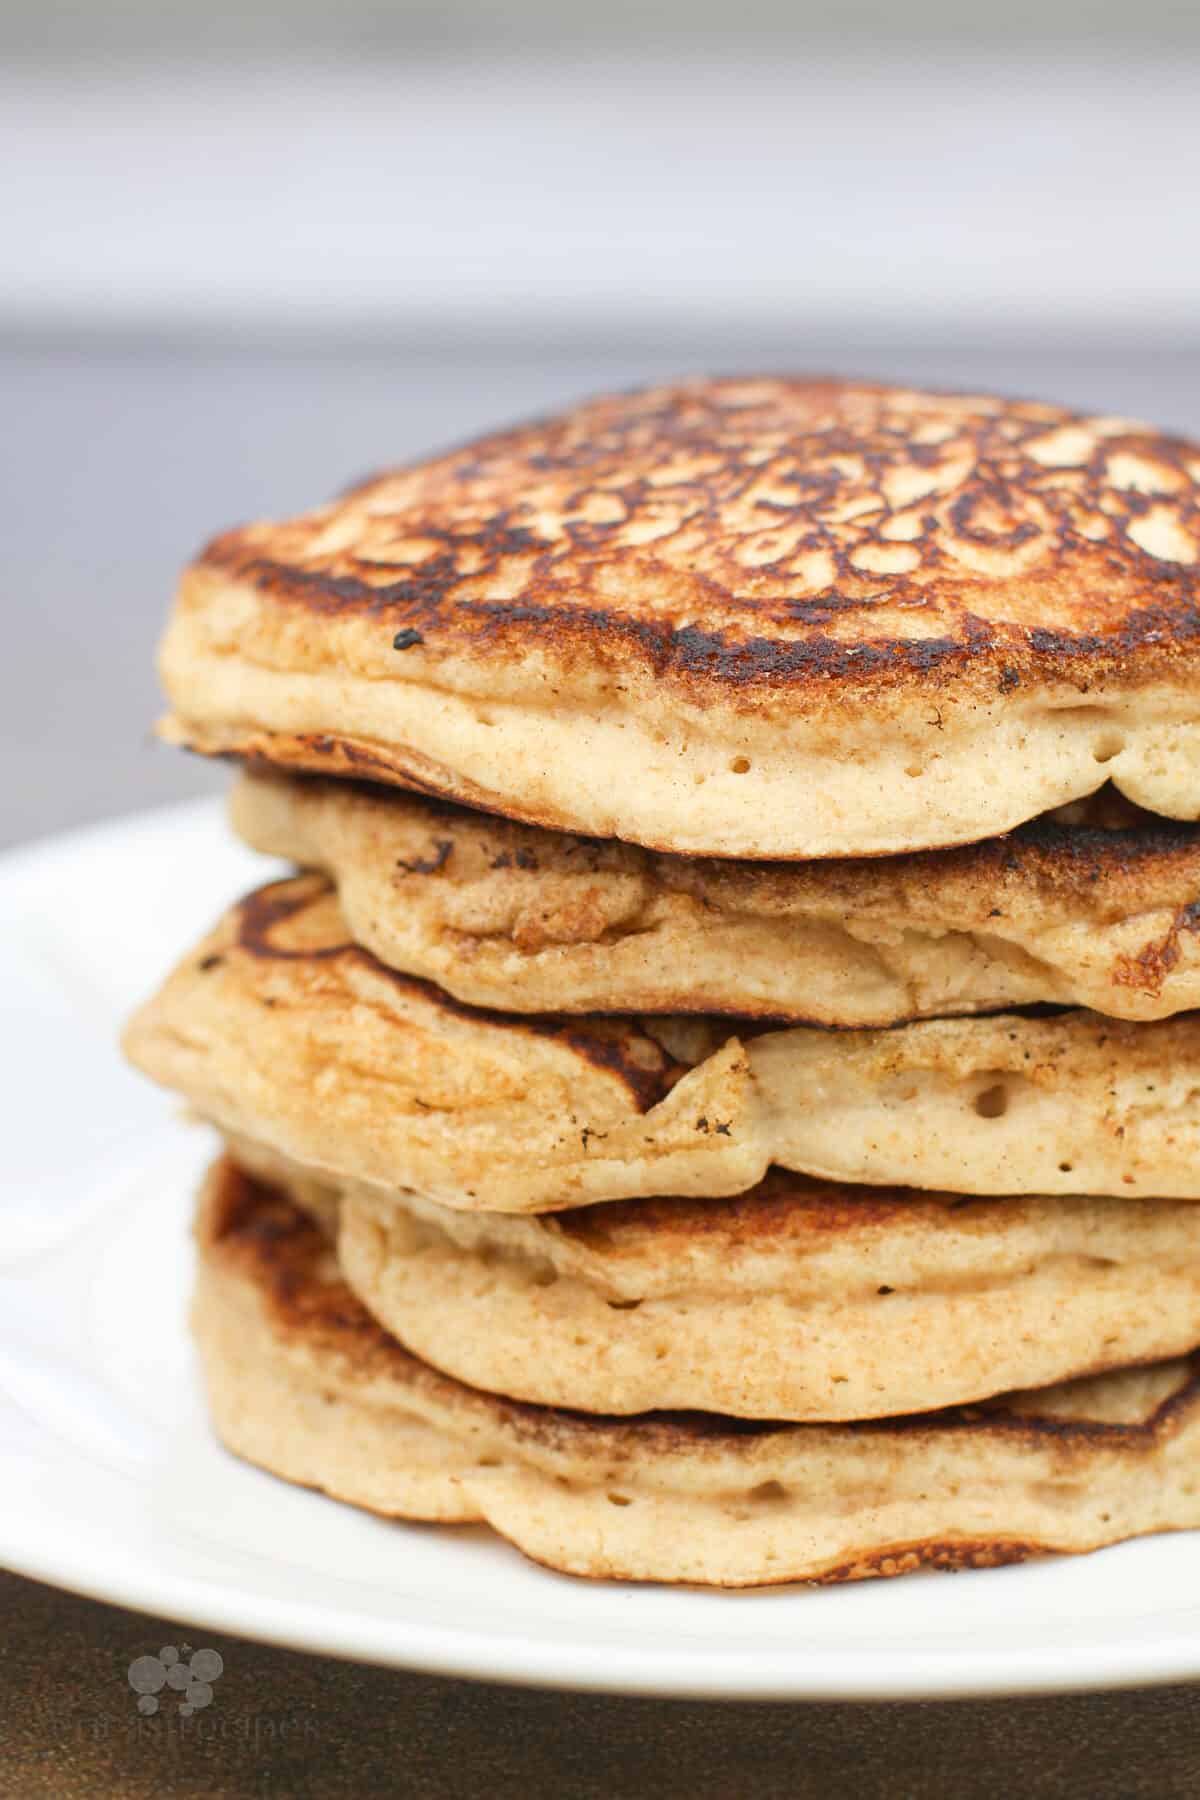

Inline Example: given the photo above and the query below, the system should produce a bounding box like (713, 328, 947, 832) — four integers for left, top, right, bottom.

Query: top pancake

(160, 377, 1200, 858)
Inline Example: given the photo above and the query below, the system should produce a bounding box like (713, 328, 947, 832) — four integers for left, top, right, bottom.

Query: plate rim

(6, 1519, 1200, 1701)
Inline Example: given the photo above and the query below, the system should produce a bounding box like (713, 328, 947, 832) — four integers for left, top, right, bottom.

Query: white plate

(4, 799, 1200, 1700)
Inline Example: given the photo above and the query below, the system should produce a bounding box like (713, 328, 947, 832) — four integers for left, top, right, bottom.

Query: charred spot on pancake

(395, 840, 453, 876)
(1111, 901, 1200, 998)
(490, 847, 539, 872)
(225, 876, 689, 1113)
(813, 1540, 1041, 1582)
(201, 1159, 426, 1371)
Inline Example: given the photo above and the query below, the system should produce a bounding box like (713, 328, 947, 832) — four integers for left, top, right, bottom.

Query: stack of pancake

(124, 377, 1200, 1587)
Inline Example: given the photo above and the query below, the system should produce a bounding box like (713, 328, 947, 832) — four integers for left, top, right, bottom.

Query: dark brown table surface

(2, 1568, 1199, 1799)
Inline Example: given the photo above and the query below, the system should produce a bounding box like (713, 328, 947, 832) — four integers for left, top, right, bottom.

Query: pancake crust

(233, 766, 1200, 1025)
(123, 876, 1200, 1211)
(224, 1135, 1200, 1422)
(160, 379, 1200, 858)
(195, 1157, 1200, 1588)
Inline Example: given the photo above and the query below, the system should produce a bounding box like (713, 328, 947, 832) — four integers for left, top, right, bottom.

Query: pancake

(233, 765, 1200, 1025)
(224, 1133, 1200, 1421)
(196, 1156, 1200, 1588)
(159, 378, 1200, 860)
(123, 876, 1200, 1211)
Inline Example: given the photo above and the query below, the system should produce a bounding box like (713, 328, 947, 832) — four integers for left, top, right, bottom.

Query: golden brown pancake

(159, 378, 1200, 859)
(225, 1132, 1200, 1422)
(123, 876, 1200, 1211)
(233, 765, 1200, 1025)
(195, 1157, 1200, 1588)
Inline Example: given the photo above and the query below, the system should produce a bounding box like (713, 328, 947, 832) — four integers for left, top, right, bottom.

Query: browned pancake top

(196, 377, 1200, 703)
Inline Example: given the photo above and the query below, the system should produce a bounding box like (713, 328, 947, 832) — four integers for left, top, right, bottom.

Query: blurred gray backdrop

(3, 0, 1199, 848)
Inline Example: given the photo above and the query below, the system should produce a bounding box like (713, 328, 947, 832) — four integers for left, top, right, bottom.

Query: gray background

(4, 0, 1200, 853)
(6, 0, 1200, 53)
(7, 0, 1200, 52)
